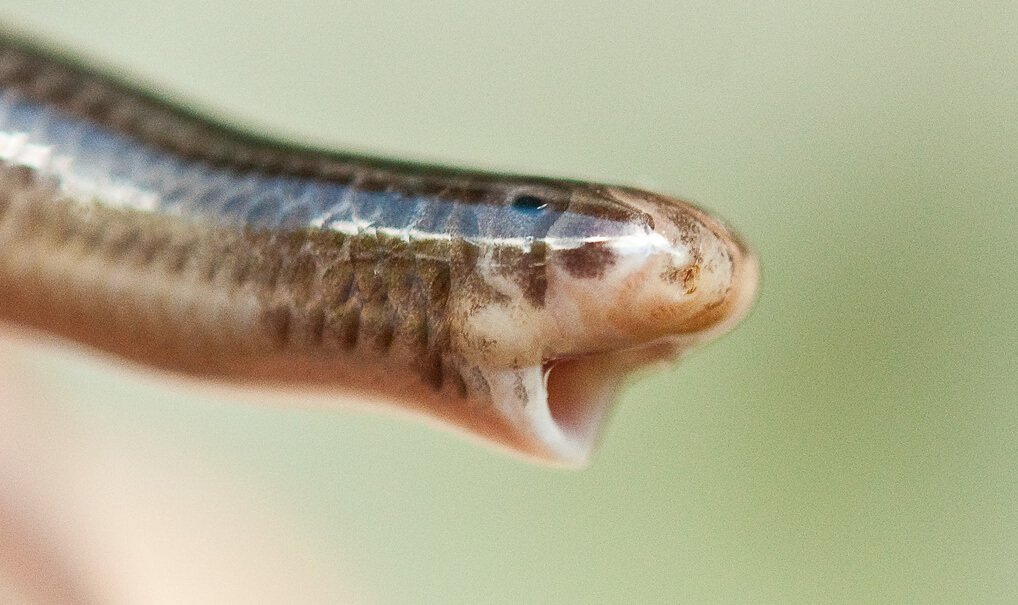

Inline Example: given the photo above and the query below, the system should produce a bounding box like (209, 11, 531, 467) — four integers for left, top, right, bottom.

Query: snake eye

(511, 194, 548, 214)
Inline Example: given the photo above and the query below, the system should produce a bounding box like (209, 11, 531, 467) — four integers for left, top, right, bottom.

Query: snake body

(0, 33, 757, 465)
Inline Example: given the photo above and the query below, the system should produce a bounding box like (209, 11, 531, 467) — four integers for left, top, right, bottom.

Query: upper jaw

(602, 186, 759, 343)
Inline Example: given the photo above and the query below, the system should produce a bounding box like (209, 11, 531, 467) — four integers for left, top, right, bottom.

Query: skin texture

(0, 32, 758, 466)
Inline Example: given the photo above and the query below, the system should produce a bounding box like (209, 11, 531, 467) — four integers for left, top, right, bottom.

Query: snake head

(448, 184, 758, 466)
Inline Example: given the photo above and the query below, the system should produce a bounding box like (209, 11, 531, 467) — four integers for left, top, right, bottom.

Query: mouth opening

(530, 340, 682, 467)
(541, 356, 623, 464)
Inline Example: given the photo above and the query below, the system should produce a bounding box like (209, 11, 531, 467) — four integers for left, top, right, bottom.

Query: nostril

(681, 264, 700, 294)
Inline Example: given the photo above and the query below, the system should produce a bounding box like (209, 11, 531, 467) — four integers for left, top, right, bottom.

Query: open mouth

(528, 339, 684, 466)
(542, 355, 624, 458)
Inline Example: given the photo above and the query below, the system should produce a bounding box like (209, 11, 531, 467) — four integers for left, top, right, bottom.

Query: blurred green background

(2, 2, 1016, 603)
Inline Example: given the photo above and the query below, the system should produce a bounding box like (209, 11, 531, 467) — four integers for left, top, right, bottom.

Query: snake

(0, 30, 757, 466)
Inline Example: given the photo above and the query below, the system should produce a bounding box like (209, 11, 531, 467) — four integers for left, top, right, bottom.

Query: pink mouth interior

(543, 356, 625, 456)
(540, 339, 681, 465)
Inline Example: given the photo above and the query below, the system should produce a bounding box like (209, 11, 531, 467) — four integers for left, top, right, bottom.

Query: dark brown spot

(307, 307, 326, 345)
(202, 252, 222, 282)
(137, 232, 170, 266)
(521, 241, 549, 307)
(379, 324, 396, 351)
(493, 242, 548, 307)
(681, 264, 700, 294)
(231, 254, 255, 284)
(320, 263, 354, 305)
(448, 368, 469, 398)
(358, 174, 393, 193)
(422, 352, 444, 391)
(166, 241, 192, 274)
(398, 177, 446, 198)
(401, 302, 429, 353)
(451, 239, 479, 274)
(557, 241, 616, 279)
(103, 226, 141, 259)
(263, 306, 291, 348)
(370, 311, 396, 352)
(337, 305, 360, 350)
(448, 186, 489, 204)
(253, 252, 283, 293)
(286, 252, 319, 301)
(568, 196, 653, 228)
(428, 265, 451, 309)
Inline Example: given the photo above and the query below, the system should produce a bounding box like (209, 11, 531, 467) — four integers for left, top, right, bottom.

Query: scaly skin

(0, 32, 757, 465)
